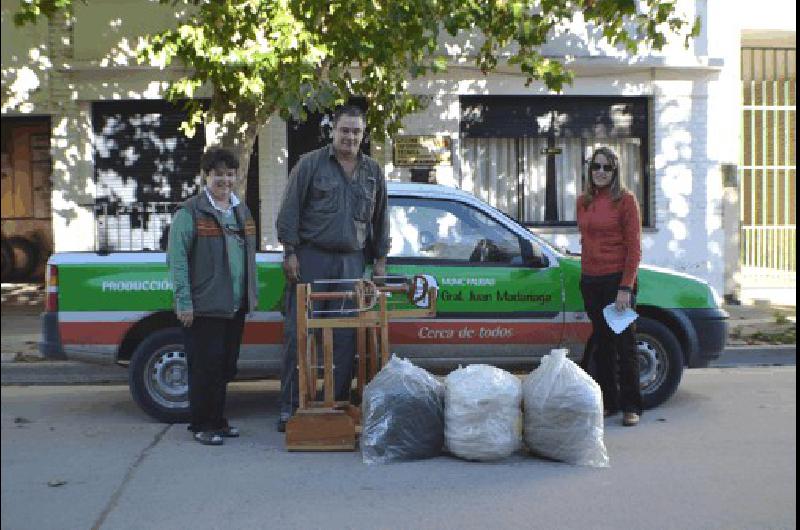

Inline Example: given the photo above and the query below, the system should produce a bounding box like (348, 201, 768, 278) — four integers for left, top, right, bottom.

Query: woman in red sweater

(577, 146, 642, 427)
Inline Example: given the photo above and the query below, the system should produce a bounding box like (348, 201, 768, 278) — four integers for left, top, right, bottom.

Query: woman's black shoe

(221, 426, 240, 438)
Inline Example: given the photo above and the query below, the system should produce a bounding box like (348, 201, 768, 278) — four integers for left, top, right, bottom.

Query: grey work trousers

(279, 245, 366, 416)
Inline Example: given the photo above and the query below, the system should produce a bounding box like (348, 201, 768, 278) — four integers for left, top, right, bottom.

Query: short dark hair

(200, 147, 239, 173)
(332, 105, 366, 126)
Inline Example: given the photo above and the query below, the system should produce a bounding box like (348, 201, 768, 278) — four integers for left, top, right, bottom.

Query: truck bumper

(39, 311, 66, 360)
(684, 308, 729, 367)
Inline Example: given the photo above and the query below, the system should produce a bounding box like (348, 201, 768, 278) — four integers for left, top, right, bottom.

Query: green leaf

(432, 55, 448, 72)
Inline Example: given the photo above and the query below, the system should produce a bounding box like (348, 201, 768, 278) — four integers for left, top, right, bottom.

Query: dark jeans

(279, 245, 366, 416)
(579, 273, 642, 415)
(184, 310, 246, 432)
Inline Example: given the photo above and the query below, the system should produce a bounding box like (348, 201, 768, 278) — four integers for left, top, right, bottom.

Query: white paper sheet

(602, 303, 638, 334)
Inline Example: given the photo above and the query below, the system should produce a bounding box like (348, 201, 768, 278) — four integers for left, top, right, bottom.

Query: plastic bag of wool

(444, 364, 522, 461)
(361, 356, 445, 464)
(522, 349, 609, 467)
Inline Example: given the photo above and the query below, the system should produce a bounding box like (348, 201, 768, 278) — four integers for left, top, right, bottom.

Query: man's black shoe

(194, 431, 223, 446)
(276, 419, 287, 433)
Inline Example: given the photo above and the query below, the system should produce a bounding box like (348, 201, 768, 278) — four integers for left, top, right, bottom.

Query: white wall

(1, 0, 51, 114)
(738, 0, 796, 31)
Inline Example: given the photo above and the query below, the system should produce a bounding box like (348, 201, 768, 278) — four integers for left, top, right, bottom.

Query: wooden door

(1, 121, 51, 220)
(1, 118, 52, 282)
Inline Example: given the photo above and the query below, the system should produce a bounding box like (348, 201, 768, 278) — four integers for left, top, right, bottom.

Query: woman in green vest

(168, 147, 258, 445)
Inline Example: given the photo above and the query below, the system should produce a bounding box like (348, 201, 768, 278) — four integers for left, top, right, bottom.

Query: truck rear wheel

(6, 236, 38, 281)
(637, 317, 684, 409)
(0, 238, 13, 281)
(129, 328, 190, 423)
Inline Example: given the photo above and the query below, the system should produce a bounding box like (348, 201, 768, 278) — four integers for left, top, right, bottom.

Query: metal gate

(740, 47, 797, 279)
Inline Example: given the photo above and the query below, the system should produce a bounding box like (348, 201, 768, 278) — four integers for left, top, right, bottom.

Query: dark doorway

(286, 98, 370, 175)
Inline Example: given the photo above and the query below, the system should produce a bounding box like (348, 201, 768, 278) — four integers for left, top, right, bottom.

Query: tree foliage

(16, 0, 700, 149)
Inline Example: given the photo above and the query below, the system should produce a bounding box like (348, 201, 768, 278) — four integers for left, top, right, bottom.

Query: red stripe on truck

(241, 322, 283, 344)
(60, 322, 133, 345)
(563, 322, 593, 343)
(242, 321, 585, 346)
(58, 319, 590, 347)
(388, 321, 564, 344)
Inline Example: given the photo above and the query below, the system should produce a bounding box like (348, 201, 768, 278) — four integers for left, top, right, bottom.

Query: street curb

(724, 345, 796, 354)
(1, 361, 129, 385)
(712, 345, 796, 368)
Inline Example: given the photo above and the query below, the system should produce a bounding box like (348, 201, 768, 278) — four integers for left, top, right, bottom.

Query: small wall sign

(540, 147, 563, 155)
(393, 135, 452, 167)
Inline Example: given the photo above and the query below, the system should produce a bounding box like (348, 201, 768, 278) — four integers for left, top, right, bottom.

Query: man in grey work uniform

(275, 105, 390, 432)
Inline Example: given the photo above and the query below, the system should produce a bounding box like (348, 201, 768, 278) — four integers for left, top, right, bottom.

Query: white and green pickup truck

(41, 183, 728, 422)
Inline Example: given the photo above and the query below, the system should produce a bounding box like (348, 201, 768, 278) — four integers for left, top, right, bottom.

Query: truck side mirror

(520, 239, 549, 268)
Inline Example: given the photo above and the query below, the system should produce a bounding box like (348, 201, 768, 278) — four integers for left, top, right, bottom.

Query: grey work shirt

(276, 144, 390, 258)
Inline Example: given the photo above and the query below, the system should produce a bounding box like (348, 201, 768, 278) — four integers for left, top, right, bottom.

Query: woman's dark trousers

(579, 273, 642, 415)
(184, 310, 246, 432)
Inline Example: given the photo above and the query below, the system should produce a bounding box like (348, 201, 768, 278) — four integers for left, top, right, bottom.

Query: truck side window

(389, 198, 522, 264)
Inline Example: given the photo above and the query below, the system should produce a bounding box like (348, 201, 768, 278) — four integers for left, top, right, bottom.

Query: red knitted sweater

(576, 189, 642, 289)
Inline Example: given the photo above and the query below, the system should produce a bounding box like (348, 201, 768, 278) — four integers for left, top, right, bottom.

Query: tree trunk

(205, 100, 261, 200)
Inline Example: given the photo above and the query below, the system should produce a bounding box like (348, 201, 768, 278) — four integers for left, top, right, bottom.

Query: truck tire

(129, 328, 191, 423)
(1, 238, 13, 281)
(637, 317, 684, 409)
(7, 236, 38, 281)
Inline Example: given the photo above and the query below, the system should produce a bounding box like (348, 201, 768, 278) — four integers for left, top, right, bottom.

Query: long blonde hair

(581, 146, 627, 208)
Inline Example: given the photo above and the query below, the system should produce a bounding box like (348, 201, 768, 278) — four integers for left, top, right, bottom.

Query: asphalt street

(2, 366, 796, 530)
(1, 299, 795, 529)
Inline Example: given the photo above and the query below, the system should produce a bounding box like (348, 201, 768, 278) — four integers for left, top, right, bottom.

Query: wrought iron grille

(740, 47, 797, 273)
(92, 201, 180, 252)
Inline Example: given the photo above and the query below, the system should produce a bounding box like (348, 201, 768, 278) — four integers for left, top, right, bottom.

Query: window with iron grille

(92, 100, 207, 252)
(459, 96, 651, 227)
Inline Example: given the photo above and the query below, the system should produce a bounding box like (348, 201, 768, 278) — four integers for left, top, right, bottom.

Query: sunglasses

(589, 162, 615, 172)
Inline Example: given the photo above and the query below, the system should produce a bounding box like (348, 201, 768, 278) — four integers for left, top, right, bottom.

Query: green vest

(180, 193, 258, 317)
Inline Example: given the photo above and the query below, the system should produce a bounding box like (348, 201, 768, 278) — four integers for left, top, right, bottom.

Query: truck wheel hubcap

(145, 348, 188, 409)
(637, 338, 666, 392)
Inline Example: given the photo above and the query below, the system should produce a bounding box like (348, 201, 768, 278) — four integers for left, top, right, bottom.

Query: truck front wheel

(637, 317, 684, 409)
(129, 328, 190, 423)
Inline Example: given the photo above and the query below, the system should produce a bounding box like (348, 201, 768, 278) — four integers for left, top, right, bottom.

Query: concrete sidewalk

(1, 293, 41, 363)
(724, 300, 796, 346)
(2, 282, 796, 363)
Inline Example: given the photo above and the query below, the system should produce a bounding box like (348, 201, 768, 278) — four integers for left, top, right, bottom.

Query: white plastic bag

(444, 364, 522, 461)
(361, 356, 445, 464)
(522, 349, 609, 467)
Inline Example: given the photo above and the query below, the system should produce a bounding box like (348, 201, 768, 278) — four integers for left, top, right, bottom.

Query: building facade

(2, 0, 795, 298)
